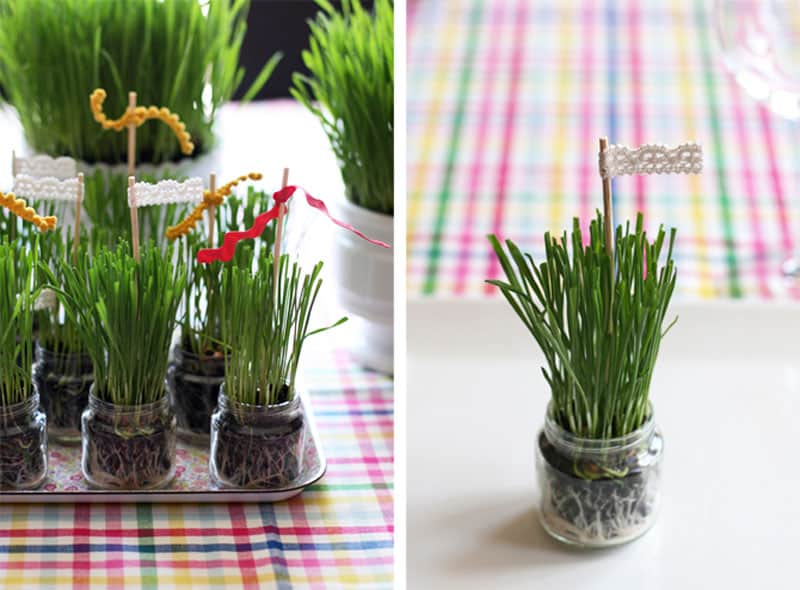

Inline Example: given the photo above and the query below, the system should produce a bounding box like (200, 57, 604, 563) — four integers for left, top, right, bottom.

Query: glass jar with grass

(488, 213, 676, 548)
(168, 188, 276, 444)
(54, 243, 185, 490)
(0, 241, 48, 490)
(209, 255, 345, 490)
(34, 234, 93, 444)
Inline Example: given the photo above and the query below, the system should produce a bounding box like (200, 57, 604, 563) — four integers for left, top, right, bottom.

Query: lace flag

(14, 154, 77, 180)
(12, 175, 80, 202)
(599, 142, 702, 178)
(128, 178, 204, 208)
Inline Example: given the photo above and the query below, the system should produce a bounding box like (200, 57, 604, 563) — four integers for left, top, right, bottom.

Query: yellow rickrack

(89, 88, 195, 155)
(165, 172, 263, 241)
(0, 192, 57, 232)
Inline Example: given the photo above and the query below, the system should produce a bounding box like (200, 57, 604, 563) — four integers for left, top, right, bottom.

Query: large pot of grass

(53, 243, 186, 490)
(0, 242, 48, 490)
(209, 254, 345, 490)
(488, 213, 676, 548)
(292, 0, 394, 374)
(168, 188, 276, 444)
(0, 0, 278, 172)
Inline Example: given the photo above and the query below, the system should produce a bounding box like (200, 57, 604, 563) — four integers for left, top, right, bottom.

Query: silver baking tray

(0, 392, 326, 503)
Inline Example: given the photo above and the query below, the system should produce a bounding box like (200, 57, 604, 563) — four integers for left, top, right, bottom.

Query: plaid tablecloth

(408, 0, 800, 299)
(0, 349, 394, 589)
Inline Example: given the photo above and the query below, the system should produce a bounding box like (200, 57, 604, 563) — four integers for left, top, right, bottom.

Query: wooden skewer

(11, 150, 17, 178)
(208, 173, 216, 246)
(273, 168, 290, 298)
(127, 92, 140, 261)
(72, 173, 84, 264)
(129, 176, 140, 261)
(127, 92, 137, 177)
(599, 136, 614, 259)
(599, 136, 615, 335)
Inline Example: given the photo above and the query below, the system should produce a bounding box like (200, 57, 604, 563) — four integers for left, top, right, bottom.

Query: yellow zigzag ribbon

(165, 172, 263, 241)
(90, 88, 195, 155)
(0, 191, 57, 232)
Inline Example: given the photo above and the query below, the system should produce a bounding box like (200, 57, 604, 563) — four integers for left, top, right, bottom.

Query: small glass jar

(81, 387, 177, 490)
(0, 391, 48, 490)
(209, 385, 306, 490)
(166, 345, 225, 445)
(537, 403, 663, 548)
(33, 342, 94, 444)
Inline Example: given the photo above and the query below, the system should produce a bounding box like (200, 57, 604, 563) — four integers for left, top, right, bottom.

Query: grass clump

(222, 254, 345, 406)
(35, 230, 85, 356)
(49, 242, 186, 406)
(292, 0, 394, 215)
(180, 187, 277, 356)
(487, 212, 677, 439)
(0, 240, 37, 406)
(0, 0, 280, 164)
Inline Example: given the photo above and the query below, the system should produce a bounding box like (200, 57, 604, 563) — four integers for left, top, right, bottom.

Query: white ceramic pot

(333, 199, 393, 374)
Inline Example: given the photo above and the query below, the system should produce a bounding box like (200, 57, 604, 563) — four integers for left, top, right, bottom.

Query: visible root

(82, 423, 176, 490)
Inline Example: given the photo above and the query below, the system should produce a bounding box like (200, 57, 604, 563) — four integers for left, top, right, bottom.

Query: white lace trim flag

(12, 174, 80, 202)
(599, 142, 702, 178)
(128, 177, 203, 208)
(15, 154, 77, 180)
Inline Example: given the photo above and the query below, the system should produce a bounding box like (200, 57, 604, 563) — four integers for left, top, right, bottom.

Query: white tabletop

(409, 299, 800, 589)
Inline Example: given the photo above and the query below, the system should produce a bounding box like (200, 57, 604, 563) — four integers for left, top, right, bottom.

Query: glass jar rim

(88, 385, 170, 415)
(35, 340, 92, 362)
(543, 401, 656, 453)
(0, 390, 40, 418)
(218, 383, 300, 413)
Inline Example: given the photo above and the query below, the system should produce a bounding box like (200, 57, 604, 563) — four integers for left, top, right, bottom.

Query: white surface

(409, 299, 800, 589)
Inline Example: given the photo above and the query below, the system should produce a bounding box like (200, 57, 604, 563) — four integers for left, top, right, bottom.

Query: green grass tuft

(0, 240, 37, 406)
(292, 0, 394, 215)
(180, 186, 277, 356)
(222, 254, 345, 406)
(47, 241, 186, 406)
(487, 212, 678, 439)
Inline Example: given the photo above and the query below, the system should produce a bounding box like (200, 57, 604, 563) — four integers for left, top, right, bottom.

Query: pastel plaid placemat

(408, 0, 800, 299)
(0, 349, 393, 589)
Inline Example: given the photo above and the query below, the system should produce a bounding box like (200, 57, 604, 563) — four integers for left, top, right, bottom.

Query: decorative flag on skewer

(12, 175, 81, 202)
(13, 154, 77, 180)
(596, 139, 702, 258)
(0, 191, 57, 232)
(598, 142, 702, 179)
(196, 185, 390, 264)
(127, 177, 204, 208)
(166, 172, 263, 240)
(90, 88, 194, 156)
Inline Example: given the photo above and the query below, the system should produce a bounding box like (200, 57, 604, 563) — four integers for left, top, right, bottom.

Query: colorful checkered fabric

(0, 349, 394, 589)
(408, 0, 800, 299)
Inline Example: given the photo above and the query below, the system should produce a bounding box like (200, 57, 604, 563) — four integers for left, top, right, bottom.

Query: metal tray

(0, 392, 326, 503)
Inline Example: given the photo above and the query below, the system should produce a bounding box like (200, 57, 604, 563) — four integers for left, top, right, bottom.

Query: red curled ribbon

(197, 185, 390, 264)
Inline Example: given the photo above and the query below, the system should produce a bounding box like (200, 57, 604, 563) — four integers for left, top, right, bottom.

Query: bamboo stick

(208, 173, 216, 246)
(129, 176, 140, 261)
(273, 168, 289, 297)
(72, 173, 83, 264)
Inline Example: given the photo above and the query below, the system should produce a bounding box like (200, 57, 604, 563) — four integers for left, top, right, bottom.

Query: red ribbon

(197, 185, 390, 264)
